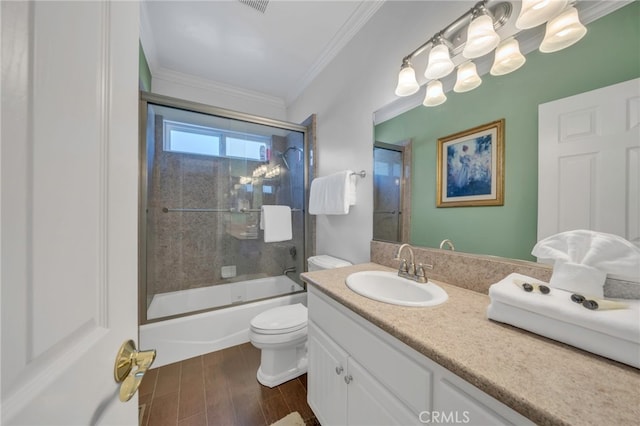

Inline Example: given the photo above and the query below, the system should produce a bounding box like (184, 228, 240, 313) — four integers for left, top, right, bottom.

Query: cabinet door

(308, 322, 348, 426)
(433, 376, 534, 426)
(347, 358, 419, 426)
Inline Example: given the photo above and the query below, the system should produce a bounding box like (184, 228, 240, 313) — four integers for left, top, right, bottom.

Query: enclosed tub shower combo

(138, 93, 314, 368)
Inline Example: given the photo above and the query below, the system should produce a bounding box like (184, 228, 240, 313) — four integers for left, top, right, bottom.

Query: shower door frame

(138, 92, 312, 325)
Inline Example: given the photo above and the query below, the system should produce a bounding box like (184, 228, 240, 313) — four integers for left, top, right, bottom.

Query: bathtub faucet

(283, 266, 296, 278)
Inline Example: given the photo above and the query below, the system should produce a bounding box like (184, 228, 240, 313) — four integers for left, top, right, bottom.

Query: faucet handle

(397, 258, 409, 277)
(415, 263, 428, 283)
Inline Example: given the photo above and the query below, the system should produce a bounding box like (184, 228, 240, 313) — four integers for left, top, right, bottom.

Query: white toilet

(249, 255, 352, 387)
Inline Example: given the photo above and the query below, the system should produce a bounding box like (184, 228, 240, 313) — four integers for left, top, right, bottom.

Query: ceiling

(140, 0, 386, 105)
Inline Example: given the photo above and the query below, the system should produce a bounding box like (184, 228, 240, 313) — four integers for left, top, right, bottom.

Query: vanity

(300, 262, 640, 426)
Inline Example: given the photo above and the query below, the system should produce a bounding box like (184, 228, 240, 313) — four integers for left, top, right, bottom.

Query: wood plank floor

(139, 342, 320, 426)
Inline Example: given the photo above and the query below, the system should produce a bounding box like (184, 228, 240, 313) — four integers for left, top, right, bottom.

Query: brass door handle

(114, 339, 156, 402)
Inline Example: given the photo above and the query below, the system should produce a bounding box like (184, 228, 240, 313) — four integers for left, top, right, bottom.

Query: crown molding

(374, 0, 632, 125)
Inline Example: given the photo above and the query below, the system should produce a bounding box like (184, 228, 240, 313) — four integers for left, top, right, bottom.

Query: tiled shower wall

(146, 115, 305, 299)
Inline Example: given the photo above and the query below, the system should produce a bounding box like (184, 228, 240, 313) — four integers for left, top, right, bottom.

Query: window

(163, 120, 270, 161)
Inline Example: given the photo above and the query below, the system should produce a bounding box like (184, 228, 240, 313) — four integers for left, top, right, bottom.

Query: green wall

(375, 2, 640, 261)
(139, 42, 152, 92)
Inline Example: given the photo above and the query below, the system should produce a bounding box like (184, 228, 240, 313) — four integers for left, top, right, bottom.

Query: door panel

(538, 78, 640, 244)
(1, 1, 139, 424)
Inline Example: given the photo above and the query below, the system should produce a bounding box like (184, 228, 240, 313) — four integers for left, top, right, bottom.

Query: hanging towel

(260, 205, 292, 243)
(532, 230, 640, 298)
(309, 171, 357, 215)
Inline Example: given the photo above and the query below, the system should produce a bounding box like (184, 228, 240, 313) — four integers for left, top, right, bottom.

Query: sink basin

(345, 271, 448, 307)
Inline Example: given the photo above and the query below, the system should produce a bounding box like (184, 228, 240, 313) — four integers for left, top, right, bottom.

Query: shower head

(277, 147, 303, 170)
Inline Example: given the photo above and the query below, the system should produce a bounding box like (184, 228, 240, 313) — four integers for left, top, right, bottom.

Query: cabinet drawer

(309, 289, 432, 414)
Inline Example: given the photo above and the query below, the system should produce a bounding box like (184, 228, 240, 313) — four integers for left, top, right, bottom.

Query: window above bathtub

(163, 119, 271, 162)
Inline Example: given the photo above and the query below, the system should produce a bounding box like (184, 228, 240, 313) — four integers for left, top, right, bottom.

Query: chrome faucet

(283, 266, 297, 278)
(394, 244, 430, 283)
(439, 239, 455, 251)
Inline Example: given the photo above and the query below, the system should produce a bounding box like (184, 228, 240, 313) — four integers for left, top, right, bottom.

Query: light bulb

(491, 37, 526, 76)
(423, 80, 447, 107)
(463, 14, 500, 59)
(424, 44, 454, 79)
(516, 0, 568, 29)
(454, 61, 482, 93)
(395, 62, 420, 97)
(539, 6, 587, 53)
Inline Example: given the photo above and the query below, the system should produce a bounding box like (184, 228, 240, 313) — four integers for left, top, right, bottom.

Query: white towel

(309, 171, 356, 215)
(487, 273, 640, 368)
(260, 205, 292, 243)
(532, 230, 640, 297)
(488, 273, 640, 343)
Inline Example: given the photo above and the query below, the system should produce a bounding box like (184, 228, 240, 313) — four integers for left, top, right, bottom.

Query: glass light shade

(424, 44, 455, 79)
(423, 80, 447, 107)
(454, 61, 482, 93)
(462, 15, 500, 59)
(490, 37, 526, 76)
(395, 64, 420, 97)
(539, 6, 587, 53)
(516, 0, 568, 29)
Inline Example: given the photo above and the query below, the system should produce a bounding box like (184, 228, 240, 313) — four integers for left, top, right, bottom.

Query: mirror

(373, 141, 411, 243)
(372, 4, 633, 262)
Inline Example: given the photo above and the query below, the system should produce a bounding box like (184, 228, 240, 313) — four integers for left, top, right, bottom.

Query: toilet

(249, 255, 352, 387)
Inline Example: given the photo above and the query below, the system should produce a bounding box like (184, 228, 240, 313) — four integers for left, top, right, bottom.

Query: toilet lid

(250, 303, 308, 335)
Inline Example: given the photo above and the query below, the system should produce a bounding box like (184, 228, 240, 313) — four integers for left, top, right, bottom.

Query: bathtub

(140, 275, 306, 367)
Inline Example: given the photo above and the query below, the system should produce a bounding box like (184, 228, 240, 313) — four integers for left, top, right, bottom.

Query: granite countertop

(300, 262, 640, 426)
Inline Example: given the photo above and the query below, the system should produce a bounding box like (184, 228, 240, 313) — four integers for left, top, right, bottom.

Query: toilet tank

(307, 255, 352, 271)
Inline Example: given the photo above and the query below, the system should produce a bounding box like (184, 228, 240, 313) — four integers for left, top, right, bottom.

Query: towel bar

(162, 207, 303, 213)
(351, 170, 366, 178)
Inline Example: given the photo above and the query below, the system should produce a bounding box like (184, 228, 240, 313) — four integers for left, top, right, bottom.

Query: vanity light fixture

(394, 0, 588, 107)
(516, 0, 568, 29)
(539, 6, 587, 53)
(424, 36, 455, 79)
(454, 61, 482, 93)
(462, 6, 501, 59)
(394, 59, 420, 97)
(490, 37, 526, 76)
(423, 80, 447, 107)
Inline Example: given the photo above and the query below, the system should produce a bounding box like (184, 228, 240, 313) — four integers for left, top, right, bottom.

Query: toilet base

(256, 355, 308, 388)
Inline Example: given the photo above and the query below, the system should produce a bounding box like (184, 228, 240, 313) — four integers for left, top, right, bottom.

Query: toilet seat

(250, 303, 308, 335)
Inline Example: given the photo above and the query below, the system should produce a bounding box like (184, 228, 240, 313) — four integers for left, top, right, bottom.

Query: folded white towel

(487, 299, 640, 368)
(532, 230, 640, 298)
(260, 205, 292, 243)
(309, 171, 356, 215)
(488, 273, 640, 344)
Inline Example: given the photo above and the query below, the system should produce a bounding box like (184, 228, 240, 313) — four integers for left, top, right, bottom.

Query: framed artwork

(436, 119, 504, 207)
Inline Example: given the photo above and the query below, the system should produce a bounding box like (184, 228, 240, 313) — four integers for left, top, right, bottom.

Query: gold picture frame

(436, 119, 504, 207)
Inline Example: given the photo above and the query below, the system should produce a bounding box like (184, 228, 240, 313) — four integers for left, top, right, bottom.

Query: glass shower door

(373, 144, 403, 242)
(141, 97, 308, 322)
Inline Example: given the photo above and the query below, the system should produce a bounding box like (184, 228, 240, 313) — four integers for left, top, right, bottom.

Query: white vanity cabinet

(308, 322, 417, 426)
(307, 287, 535, 426)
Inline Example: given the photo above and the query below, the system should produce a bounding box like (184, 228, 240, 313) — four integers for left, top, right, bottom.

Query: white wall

(286, 1, 472, 264)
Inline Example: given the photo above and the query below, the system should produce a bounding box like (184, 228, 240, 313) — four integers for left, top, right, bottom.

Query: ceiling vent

(237, 0, 269, 14)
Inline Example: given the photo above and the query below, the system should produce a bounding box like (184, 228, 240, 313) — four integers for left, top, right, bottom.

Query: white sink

(345, 271, 448, 307)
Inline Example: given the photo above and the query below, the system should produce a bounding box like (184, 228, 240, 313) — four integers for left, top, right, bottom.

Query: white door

(1, 1, 140, 425)
(538, 78, 640, 244)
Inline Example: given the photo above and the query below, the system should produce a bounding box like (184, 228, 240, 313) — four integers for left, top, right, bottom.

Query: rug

(270, 411, 305, 426)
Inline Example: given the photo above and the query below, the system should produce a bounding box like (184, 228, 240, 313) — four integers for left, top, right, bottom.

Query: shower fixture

(277, 146, 304, 170)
